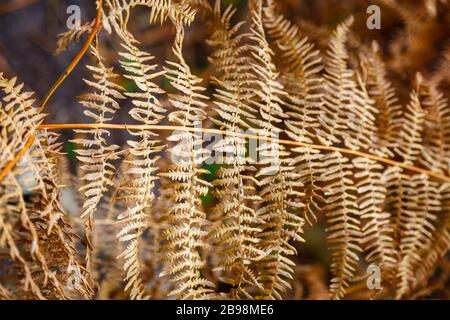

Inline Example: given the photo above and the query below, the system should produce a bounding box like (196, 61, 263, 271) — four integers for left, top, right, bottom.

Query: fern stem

(0, 0, 103, 183)
(37, 123, 450, 184)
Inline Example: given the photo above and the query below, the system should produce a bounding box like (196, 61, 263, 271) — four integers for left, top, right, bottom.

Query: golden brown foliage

(1, 0, 450, 300)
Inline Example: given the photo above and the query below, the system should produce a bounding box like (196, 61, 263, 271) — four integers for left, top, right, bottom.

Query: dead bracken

(1, 0, 450, 300)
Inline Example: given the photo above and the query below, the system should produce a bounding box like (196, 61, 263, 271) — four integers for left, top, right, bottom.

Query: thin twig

(38, 0, 103, 112)
(0, 0, 103, 182)
(38, 123, 450, 184)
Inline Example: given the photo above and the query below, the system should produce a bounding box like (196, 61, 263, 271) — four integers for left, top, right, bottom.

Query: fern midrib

(33, 123, 450, 184)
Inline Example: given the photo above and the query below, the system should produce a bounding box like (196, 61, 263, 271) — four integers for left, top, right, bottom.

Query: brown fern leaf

(71, 44, 124, 274)
(419, 80, 450, 174)
(0, 74, 46, 192)
(0, 74, 93, 299)
(361, 42, 402, 156)
(319, 18, 380, 152)
(396, 174, 439, 299)
(263, 0, 323, 139)
(384, 90, 425, 234)
(91, 169, 129, 298)
(262, 0, 324, 226)
(31, 130, 95, 299)
(113, 31, 167, 299)
(316, 17, 354, 147)
(416, 183, 450, 284)
(0, 79, 46, 298)
(380, 89, 427, 296)
(395, 86, 426, 164)
(158, 23, 214, 299)
(56, 21, 95, 55)
(5, 0, 450, 301)
(0, 179, 46, 299)
(349, 74, 381, 151)
(318, 152, 362, 299)
(104, 0, 196, 34)
(389, 89, 429, 291)
(206, 2, 264, 299)
(353, 157, 397, 277)
(247, 0, 305, 300)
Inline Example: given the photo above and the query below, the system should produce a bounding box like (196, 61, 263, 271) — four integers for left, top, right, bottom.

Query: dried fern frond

(263, 6, 323, 143)
(263, 0, 323, 135)
(394, 89, 425, 165)
(30, 130, 94, 299)
(247, 0, 305, 300)
(262, 0, 324, 226)
(418, 80, 450, 174)
(416, 184, 450, 284)
(396, 174, 439, 298)
(361, 42, 403, 156)
(114, 31, 167, 300)
(71, 44, 125, 274)
(0, 74, 46, 188)
(57, 0, 196, 53)
(319, 18, 380, 152)
(381, 88, 423, 231)
(5, 0, 450, 301)
(0, 74, 93, 299)
(206, 2, 264, 299)
(318, 152, 362, 299)
(316, 17, 354, 146)
(0, 177, 46, 299)
(0, 74, 56, 299)
(104, 0, 196, 34)
(158, 22, 214, 299)
(56, 21, 95, 55)
(92, 170, 128, 299)
(353, 157, 397, 277)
